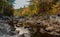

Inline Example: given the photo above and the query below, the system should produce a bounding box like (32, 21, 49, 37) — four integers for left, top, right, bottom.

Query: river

(0, 18, 31, 37)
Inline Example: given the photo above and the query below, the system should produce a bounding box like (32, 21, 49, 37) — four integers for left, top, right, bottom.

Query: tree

(29, 0, 60, 16)
(0, 0, 15, 16)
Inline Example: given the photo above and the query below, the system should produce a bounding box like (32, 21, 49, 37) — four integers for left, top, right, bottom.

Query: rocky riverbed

(0, 15, 60, 37)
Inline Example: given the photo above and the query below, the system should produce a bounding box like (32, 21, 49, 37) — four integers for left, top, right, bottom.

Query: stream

(0, 17, 31, 37)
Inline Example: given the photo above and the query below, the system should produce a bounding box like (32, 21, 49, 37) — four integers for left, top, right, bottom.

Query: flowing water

(0, 19, 31, 37)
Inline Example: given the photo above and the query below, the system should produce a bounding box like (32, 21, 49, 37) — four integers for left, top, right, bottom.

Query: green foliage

(0, 0, 15, 16)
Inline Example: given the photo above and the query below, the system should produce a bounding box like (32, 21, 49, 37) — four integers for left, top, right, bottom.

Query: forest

(14, 0, 60, 16)
(0, 0, 60, 16)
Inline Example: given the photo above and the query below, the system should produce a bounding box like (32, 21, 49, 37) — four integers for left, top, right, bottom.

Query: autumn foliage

(14, 0, 60, 16)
